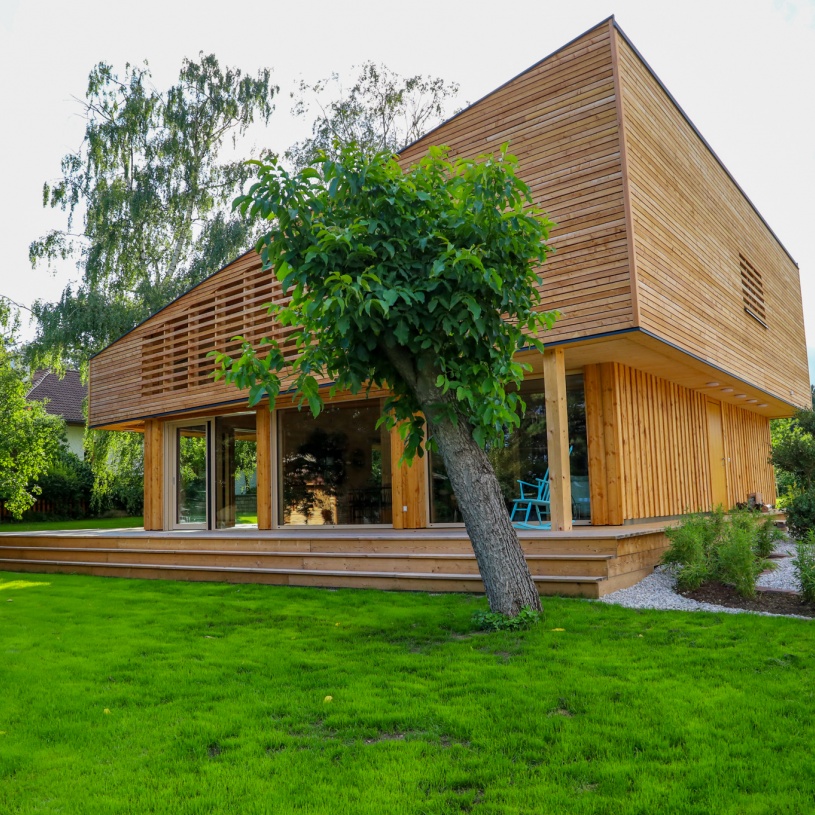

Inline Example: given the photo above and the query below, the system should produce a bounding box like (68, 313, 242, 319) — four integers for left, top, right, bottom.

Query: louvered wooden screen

(739, 256, 766, 326)
(141, 264, 297, 398)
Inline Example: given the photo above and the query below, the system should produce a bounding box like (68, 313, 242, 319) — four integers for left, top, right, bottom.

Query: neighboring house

(75, 18, 808, 591)
(28, 370, 87, 459)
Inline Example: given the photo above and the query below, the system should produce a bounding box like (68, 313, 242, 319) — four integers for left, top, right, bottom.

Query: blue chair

(510, 446, 573, 530)
(510, 474, 551, 529)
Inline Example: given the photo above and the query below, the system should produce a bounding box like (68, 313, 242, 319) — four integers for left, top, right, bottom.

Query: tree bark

(384, 346, 541, 615)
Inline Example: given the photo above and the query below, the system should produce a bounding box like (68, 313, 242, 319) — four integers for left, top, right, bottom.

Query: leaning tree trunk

(427, 407, 542, 615)
(384, 345, 541, 615)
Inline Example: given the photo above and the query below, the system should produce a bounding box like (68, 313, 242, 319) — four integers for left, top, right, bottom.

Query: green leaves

(28, 54, 277, 374)
(216, 141, 557, 456)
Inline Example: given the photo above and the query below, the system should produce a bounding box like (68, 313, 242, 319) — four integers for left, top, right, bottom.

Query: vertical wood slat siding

(585, 362, 776, 522)
(614, 30, 809, 408)
(399, 22, 635, 347)
(721, 403, 776, 507)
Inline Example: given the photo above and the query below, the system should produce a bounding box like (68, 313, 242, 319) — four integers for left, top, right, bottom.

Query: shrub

(752, 514, 786, 559)
(714, 526, 762, 599)
(33, 450, 94, 519)
(662, 508, 723, 592)
(785, 487, 815, 541)
(662, 508, 776, 598)
(793, 531, 815, 604)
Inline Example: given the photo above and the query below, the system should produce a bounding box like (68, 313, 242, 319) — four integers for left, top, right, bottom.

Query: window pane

(429, 375, 590, 522)
(214, 414, 257, 529)
(177, 425, 207, 525)
(278, 400, 392, 525)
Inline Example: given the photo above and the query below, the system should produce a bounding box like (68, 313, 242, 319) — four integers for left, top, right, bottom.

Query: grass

(0, 517, 144, 533)
(1, 572, 814, 814)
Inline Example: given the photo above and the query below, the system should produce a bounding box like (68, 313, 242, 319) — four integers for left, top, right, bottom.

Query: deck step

(0, 557, 604, 597)
(0, 546, 613, 579)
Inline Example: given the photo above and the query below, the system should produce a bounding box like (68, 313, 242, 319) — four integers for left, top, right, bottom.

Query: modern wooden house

(1, 17, 808, 596)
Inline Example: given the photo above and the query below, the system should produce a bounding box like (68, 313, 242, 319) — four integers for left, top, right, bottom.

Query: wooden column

(256, 407, 273, 530)
(543, 348, 572, 531)
(143, 419, 164, 531)
(390, 425, 428, 529)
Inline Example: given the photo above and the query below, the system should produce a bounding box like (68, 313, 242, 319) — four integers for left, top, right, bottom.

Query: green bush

(662, 508, 776, 598)
(32, 450, 94, 519)
(793, 531, 815, 604)
(715, 526, 762, 599)
(752, 513, 786, 559)
(785, 488, 815, 541)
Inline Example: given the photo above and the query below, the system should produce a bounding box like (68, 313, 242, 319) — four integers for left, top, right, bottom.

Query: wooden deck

(0, 525, 670, 599)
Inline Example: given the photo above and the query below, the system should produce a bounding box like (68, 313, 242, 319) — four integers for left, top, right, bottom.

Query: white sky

(1, 0, 813, 381)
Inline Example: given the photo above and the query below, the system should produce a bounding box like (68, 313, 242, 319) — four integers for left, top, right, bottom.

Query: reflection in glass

(214, 414, 258, 529)
(278, 400, 392, 525)
(429, 375, 590, 523)
(177, 425, 208, 525)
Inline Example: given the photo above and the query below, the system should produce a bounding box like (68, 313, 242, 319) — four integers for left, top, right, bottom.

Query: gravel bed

(598, 538, 808, 619)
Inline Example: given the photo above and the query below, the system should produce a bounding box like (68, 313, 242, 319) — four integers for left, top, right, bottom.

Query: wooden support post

(143, 419, 164, 531)
(583, 364, 608, 525)
(543, 348, 572, 531)
(256, 407, 273, 529)
(390, 424, 428, 529)
(599, 363, 625, 525)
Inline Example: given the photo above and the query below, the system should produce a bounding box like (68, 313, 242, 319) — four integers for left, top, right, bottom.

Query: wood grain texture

(543, 348, 572, 530)
(390, 425, 428, 530)
(255, 407, 272, 530)
(584, 361, 775, 522)
(143, 419, 163, 531)
(614, 28, 809, 408)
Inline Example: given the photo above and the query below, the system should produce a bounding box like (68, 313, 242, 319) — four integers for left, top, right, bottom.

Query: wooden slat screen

(739, 254, 766, 326)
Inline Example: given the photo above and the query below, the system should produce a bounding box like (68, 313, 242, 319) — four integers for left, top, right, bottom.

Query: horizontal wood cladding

(89, 252, 293, 426)
(90, 22, 635, 427)
(615, 30, 809, 407)
(399, 21, 635, 345)
(585, 361, 775, 523)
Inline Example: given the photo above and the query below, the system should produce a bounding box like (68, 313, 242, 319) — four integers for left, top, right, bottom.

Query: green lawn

(0, 517, 144, 533)
(1, 572, 813, 814)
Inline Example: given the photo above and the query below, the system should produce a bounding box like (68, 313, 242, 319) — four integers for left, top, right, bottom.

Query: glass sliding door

(176, 424, 209, 527)
(213, 414, 258, 529)
(429, 374, 591, 524)
(277, 399, 392, 525)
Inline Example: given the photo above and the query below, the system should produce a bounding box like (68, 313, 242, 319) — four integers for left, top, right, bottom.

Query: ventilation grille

(739, 254, 766, 327)
(141, 265, 298, 397)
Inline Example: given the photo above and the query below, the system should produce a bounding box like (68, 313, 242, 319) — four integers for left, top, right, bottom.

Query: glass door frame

(164, 417, 213, 531)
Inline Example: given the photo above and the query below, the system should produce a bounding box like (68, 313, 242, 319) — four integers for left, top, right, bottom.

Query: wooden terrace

(0, 524, 670, 599)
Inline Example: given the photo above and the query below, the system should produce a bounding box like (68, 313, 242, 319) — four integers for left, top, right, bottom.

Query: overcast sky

(1, 0, 813, 381)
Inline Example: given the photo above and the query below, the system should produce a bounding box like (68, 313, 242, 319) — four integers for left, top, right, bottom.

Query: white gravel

(598, 538, 810, 619)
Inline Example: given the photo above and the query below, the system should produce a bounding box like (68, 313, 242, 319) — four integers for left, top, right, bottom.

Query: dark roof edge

(611, 20, 798, 269)
(88, 247, 259, 361)
(398, 16, 616, 156)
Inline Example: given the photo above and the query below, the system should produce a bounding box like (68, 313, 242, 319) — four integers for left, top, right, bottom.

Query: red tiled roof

(27, 370, 86, 425)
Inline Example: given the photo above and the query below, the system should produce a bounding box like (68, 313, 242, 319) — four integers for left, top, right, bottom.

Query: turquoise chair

(510, 446, 573, 530)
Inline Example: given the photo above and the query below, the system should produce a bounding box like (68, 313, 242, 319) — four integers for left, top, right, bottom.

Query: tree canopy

(28, 54, 277, 372)
(213, 143, 557, 614)
(286, 63, 459, 170)
(0, 301, 65, 519)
